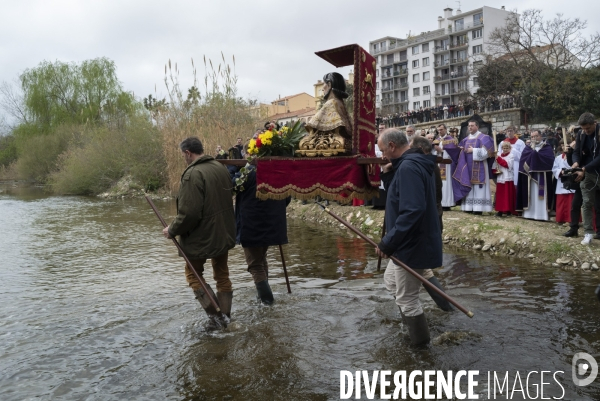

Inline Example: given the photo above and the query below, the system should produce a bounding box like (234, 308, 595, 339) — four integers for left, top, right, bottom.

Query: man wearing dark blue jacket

(376, 128, 443, 346)
(232, 165, 290, 304)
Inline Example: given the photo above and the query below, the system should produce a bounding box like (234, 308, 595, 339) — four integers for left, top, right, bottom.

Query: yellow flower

(248, 139, 258, 155)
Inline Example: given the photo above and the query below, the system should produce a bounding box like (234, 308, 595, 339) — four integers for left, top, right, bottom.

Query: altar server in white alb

(553, 142, 577, 225)
(502, 126, 526, 186)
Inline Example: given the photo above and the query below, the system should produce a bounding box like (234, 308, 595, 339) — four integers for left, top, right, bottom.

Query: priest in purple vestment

(516, 130, 555, 221)
(452, 120, 495, 213)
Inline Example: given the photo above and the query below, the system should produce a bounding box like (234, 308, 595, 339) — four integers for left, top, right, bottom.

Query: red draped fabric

(256, 156, 379, 202)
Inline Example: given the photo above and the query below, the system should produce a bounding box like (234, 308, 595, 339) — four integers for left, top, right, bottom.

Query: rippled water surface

(1, 183, 600, 400)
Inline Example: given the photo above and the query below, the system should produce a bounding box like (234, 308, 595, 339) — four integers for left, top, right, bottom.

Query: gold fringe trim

(255, 187, 380, 203)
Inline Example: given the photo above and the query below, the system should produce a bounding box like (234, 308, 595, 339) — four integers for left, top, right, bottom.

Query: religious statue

(296, 72, 353, 157)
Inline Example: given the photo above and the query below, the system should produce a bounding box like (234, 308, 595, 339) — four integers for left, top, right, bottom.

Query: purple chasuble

(516, 142, 554, 210)
(451, 133, 494, 203)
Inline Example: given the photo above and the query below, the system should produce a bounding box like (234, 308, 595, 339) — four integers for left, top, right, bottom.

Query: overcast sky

(1, 0, 599, 110)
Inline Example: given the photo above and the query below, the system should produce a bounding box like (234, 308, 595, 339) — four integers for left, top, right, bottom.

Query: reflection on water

(1, 184, 599, 400)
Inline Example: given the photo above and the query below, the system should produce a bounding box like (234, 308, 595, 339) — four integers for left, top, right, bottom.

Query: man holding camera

(573, 113, 600, 245)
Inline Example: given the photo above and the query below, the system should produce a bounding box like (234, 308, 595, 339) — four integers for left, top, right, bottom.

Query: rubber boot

(217, 292, 233, 319)
(255, 280, 274, 305)
(424, 277, 454, 312)
(193, 284, 226, 331)
(404, 313, 431, 346)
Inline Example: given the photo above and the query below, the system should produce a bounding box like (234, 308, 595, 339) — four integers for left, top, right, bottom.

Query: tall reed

(155, 54, 260, 193)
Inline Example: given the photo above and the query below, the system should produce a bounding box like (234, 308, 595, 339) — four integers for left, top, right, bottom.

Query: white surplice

(461, 136, 493, 212)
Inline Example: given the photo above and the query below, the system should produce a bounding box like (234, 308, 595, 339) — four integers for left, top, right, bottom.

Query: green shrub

(0, 135, 17, 167)
(48, 117, 165, 195)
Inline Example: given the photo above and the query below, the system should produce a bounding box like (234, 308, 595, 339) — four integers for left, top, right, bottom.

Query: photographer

(572, 113, 600, 245)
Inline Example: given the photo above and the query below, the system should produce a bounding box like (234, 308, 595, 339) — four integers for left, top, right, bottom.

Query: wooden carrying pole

(278, 245, 292, 294)
(145, 196, 222, 313)
(316, 202, 474, 318)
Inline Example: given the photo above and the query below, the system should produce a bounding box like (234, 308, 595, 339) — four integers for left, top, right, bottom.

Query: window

(455, 18, 464, 31)
(413, 73, 420, 82)
(472, 77, 479, 87)
(473, 45, 482, 54)
(423, 57, 430, 67)
(473, 60, 483, 71)
(473, 13, 483, 25)
(472, 28, 482, 39)
(423, 85, 430, 94)
(424, 100, 431, 108)
(376, 95, 380, 101)
(412, 45, 419, 55)
(386, 54, 394, 64)
(423, 71, 430, 81)
(413, 88, 420, 96)
(412, 60, 419, 68)
(376, 82, 379, 89)
(376, 69, 379, 77)
(413, 101, 421, 109)
(422, 43, 429, 52)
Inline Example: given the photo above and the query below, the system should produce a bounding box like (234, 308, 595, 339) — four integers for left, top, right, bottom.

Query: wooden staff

(145, 196, 222, 314)
(316, 202, 474, 318)
(278, 245, 292, 294)
(377, 219, 386, 271)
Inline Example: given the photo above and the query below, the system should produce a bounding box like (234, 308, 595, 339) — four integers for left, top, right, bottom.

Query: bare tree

(488, 9, 600, 69)
(0, 79, 29, 127)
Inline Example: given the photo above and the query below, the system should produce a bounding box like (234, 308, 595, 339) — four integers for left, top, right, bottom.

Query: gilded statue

(297, 72, 353, 157)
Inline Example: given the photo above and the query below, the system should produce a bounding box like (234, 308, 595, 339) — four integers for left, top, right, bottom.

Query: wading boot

(193, 284, 226, 331)
(217, 292, 233, 320)
(404, 313, 431, 346)
(255, 280, 274, 305)
(424, 277, 454, 312)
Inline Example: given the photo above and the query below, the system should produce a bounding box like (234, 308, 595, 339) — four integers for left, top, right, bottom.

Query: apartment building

(369, 6, 514, 115)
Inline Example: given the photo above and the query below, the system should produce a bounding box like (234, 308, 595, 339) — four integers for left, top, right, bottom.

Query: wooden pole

(278, 245, 292, 294)
(145, 196, 222, 314)
(317, 202, 474, 318)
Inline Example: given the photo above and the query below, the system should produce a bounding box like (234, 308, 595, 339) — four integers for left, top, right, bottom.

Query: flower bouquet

(233, 120, 306, 194)
(247, 120, 306, 157)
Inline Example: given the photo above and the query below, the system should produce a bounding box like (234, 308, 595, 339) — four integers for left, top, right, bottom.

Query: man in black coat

(376, 128, 443, 346)
(232, 165, 290, 304)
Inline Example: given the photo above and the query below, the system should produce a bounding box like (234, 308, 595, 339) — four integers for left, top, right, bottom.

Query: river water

(1, 183, 599, 400)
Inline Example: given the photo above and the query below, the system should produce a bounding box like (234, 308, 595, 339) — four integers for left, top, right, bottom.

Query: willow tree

(18, 57, 137, 133)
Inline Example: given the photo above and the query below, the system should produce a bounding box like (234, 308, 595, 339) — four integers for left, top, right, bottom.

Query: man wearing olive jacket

(163, 137, 236, 330)
(375, 128, 443, 346)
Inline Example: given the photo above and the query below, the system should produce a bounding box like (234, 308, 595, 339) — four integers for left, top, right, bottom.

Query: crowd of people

(377, 94, 518, 127)
(372, 112, 600, 248)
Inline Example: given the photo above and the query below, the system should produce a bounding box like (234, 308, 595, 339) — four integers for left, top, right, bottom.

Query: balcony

(394, 98, 409, 105)
(382, 98, 393, 105)
(394, 83, 408, 90)
(434, 74, 450, 82)
(434, 60, 450, 68)
(393, 69, 408, 77)
(435, 92, 450, 97)
(382, 86, 394, 93)
(450, 71, 468, 79)
(453, 19, 484, 33)
(451, 87, 468, 94)
(450, 39, 469, 49)
(433, 45, 449, 54)
(451, 57, 469, 65)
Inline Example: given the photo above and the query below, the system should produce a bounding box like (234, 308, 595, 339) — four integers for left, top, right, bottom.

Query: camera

(560, 167, 583, 191)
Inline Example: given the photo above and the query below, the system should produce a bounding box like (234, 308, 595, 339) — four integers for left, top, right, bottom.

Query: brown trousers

(185, 252, 232, 293)
(243, 246, 269, 283)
